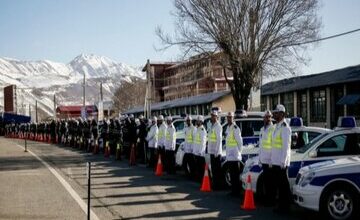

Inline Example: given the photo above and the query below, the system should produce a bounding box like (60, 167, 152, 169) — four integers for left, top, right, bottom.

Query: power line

(282, 28, 360, 47)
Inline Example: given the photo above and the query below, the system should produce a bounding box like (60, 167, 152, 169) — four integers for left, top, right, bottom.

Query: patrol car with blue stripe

(293, 156, 360, 220)
(241, 116, 360, 198)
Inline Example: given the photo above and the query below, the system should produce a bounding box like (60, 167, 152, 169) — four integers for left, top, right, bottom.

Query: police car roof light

(338, 116, 356, 128)
(235, 109, 247, 118)
(290, 117, 303, 127)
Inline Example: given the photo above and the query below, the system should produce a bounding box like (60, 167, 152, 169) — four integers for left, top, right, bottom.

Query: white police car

(293, 156, 360, 220)
(241, 116, 360, 198)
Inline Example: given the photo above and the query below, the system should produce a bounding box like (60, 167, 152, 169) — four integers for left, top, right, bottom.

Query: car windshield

(173, 120, 185, 131)
(296, 132, 329, 153)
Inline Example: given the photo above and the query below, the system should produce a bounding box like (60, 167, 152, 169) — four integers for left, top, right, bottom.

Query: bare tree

(112, 77, 147, 114)
(157, 0, 321, 110)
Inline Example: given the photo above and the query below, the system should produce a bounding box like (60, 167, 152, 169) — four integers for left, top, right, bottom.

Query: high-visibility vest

(194, 131, 201, 145)
(261, 126, 274, 150)
(272, 128, 283, 149)
(166, 130, 170, 141)
(186, 127, 194, 144)
(226, 127, 237, 148)
(209, 128, 217, 143)
(158, 127, 164, 139)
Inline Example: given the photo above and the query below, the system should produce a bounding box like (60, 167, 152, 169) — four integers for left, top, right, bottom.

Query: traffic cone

(129, 144, 136, 166)
(155, 154, 163, 176)
(116, 143, 121, 160)
(241, 175, 256, 210)
(104, 141, 110, 158)
(200, 163, 212, 192)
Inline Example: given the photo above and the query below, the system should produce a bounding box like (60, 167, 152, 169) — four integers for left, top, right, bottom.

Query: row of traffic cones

(153, 154, 255, 210)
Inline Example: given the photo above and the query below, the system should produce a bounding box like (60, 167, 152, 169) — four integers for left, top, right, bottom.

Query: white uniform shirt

(146, 124, 158, 148)
(184, 124, 195, 154)
(271, 119, 291, 168)
(192, 125, 207, 157)
(258, 123, 274, 165)
(164, 123, 176, 151)
(225, 123, 243, 161)
(207, 121, 222, 156)
(158, 122, 167, 147)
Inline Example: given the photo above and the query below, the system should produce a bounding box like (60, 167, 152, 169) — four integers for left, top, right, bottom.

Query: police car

(293, 156, 360, 220)
(241, 116, 360, 198)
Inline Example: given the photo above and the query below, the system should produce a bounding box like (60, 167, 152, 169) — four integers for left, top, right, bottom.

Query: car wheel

(321, 187, 358, 220)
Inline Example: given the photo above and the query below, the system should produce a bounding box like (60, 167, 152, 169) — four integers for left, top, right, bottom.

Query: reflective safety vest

(166, 130, 170, 140)
(186, 127, 194, 144)
(262, 126, 274, 150)
(272, 128, 283, 149)
(209, 129, 217, 143)
(158, 128, 164, 139)
(226, 127, 237, 148)
(194, 131, 201, 145)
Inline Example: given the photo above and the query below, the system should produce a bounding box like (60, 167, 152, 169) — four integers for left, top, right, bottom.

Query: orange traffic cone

(155, 154, 163, 176)
(104, 141, 110, 158)
(200, 163, 212, 192)
(129, 144, 136, 166)
(241, 175, 256, 210)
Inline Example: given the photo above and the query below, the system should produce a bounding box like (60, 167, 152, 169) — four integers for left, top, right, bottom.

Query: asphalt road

(0, 137, 320, 220)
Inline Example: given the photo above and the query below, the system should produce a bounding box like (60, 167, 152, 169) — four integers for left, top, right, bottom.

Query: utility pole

(83, 74, 86, 107)
(35, 100, 38, 123)
(100, 82, 103, 101)
(144, 59, 152, 119)
(53, 94, 56, 118)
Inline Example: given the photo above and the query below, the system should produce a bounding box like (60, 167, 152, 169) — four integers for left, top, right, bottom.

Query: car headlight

(298, 172, 315, 187)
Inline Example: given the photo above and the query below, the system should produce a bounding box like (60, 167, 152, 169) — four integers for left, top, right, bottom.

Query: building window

(270, 95, 278, 110)
(311, 89, 326, 122)
(260, 96, 266, 111)
(300, 93, 307, 124)
(281, 93, 294, 117)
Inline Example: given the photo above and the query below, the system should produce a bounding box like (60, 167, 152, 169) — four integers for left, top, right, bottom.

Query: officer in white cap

(157, 115, 167, 163)
(192, 115, 207, 181)
(165, 116, 176, 174)
(225, 111, 243, 196)
(208, 110, 223, 189)
(258, 110, 275, 205)
(271, 104, 292, 213)
(183, 115, 196, 178)
(146, 116, 158, 168)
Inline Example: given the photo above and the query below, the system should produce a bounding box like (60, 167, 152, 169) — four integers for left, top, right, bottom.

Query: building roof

(261, 64, 360, 95)
(124, 91, 231, 114)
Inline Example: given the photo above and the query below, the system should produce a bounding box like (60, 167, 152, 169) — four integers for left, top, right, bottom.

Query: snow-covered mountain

(0, 54, 144, 119)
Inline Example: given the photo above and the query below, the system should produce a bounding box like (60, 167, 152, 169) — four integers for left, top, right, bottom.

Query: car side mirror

(309, 149, 317, 158)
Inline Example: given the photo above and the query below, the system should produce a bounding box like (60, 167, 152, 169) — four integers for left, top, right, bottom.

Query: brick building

(143, 53, 232, 102)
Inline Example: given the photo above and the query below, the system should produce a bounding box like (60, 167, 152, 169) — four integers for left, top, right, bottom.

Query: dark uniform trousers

(262, 163, 276, 204)
(210, 154, 223, 190)
(271, 165, 292, 209)
(194, 155, 205, 182)
(228, 161, 242, 195)
(165, 149, 176, 174)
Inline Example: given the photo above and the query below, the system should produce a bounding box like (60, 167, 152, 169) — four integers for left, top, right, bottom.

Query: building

(143, 53, 232, 102)
(56, 105, 98, 119)
(261, 65, 360, 128)
(124, 91, 235, 117)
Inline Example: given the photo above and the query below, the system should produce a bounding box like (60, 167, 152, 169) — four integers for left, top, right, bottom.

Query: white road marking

(16, 144, 100, 220)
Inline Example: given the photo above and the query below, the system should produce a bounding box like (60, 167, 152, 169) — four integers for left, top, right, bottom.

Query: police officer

(192, 115, 206, 181)
(225, 112, 243, 196)
(164, 116, 176, 174)
(137, 115, 147, 163)
(207, 110, 223, 190)
(258, 110, 275, 205)
(183, 115, 195, 178)
(157, 115, 167, 163)
(271, 104, 292, 213)
(146, 116, 158, 168)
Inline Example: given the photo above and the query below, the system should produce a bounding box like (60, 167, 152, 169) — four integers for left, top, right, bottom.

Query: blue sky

(0, 0, 359, 75)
